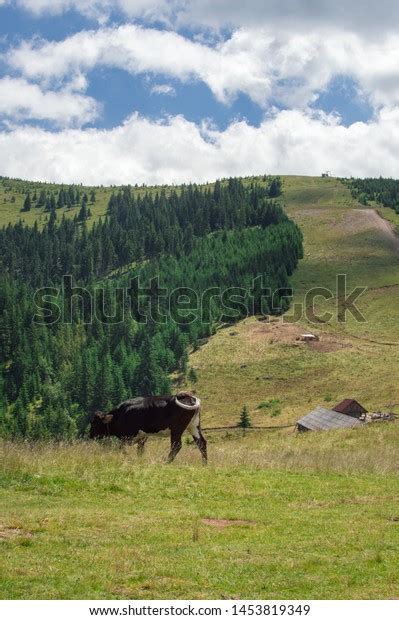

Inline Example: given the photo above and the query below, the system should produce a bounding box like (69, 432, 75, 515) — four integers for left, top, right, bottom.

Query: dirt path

(357, 208, 399, 252)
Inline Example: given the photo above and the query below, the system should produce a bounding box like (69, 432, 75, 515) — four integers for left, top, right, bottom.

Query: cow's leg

(187, 414, 208, 464)
(137, 435, 147, 457)
(193, 432, 207, 464)
(120, 437, 133, 453)
(167, 431, 183, 463)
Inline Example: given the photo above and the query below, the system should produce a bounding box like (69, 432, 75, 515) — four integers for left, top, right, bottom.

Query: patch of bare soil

(202, 518, 255, 528)
(0, 526, 32, 540)
(309, 339, 351, 353)
(343, 209, 399, 252)
(247, 321, 350, 353)
(248, 322, 305, 344)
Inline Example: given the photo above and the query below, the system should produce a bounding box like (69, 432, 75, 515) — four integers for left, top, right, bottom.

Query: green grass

(1, 174, 399, 599)
(1, 433, 398, 599)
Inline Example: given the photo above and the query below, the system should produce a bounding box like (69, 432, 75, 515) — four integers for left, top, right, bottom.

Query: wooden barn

(332, 399, 367, 419)
(296, 404, 365, 432)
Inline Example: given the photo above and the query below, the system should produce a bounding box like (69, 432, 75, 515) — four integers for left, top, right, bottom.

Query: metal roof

(333, 399, 367, 414)
(297, 406, 364, 431)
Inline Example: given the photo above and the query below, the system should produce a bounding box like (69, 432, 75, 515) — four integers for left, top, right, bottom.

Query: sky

(0, 1, 398, 184)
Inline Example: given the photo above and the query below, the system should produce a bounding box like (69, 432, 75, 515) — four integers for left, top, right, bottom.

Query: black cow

(89, 391, 207, 463)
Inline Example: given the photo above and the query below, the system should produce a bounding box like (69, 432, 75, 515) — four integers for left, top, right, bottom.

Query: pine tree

(92, 353, 114, 412)
(78, 201, 88, 222)
(135, 332, 163, 395)
(22, 193, 31, 212)
(269, 177, 282, 198)
(57, 189, 65, 209)
(238, 405, 252, 431)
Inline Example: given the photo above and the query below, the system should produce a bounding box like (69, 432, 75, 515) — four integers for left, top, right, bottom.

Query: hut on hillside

(296, 405, 364, 432)
(333, 399, 367, 419)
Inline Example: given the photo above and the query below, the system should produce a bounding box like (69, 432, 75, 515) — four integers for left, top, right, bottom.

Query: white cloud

(1, 108, 399, 185)
(0, 77, 99, 126)
(12, 0, 174, 23)
(10, 1, 399, 35)
(164, 0, 399, 35)
(14, 0, 112, 21)
(7, 25, 274, 107)
(3, 1, 399, 183)
(7, 23, 399, 114)
(150, 83, 176, 96)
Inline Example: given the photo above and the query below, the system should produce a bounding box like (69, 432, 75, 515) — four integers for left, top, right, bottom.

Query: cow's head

(89, 410, 114, 438)
(174, 391, 201, 411)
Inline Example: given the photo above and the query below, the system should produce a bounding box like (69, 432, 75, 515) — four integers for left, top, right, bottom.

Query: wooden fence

(202, 424, 295, 432)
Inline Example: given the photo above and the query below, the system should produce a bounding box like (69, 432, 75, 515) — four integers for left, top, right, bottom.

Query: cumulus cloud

(163, 0, 399, 36)
(150, 83, 176, 96)
(10, 0, 399, 35)
(7, 23, 399, 111)
(7, 25, 274, 106)
(2, 1, 399, 183)
(0, 77, 99, 126)
(0, 109, 398, 185)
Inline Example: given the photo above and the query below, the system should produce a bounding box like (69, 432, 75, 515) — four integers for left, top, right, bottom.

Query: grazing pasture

(1, 426, 398, 600)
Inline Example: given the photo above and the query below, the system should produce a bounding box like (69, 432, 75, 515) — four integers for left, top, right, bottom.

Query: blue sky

(0, 2, 373, 131)
(0, 1, 398, 184)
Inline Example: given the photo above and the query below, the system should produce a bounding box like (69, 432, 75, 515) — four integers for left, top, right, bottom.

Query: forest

(0, 176, 303, 439)
(345, 177, 399, 212)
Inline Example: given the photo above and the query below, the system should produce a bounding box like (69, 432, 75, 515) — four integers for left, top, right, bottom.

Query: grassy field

(1, 174, 399, 599)
(1, 429, 398, 600)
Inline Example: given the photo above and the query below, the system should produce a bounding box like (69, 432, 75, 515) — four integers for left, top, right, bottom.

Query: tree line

(345, 177, 399, 212)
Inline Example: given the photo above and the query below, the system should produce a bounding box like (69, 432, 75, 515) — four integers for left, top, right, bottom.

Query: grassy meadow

(1, 428, 398, 600)
(1, 175, 399, 599)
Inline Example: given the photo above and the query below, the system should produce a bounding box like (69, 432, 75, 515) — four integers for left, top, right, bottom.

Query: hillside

(182, 176, 399, 426)
(1, 174, 399, 600)
(2, 174, 399, 431)
(2, 174, 399, 428)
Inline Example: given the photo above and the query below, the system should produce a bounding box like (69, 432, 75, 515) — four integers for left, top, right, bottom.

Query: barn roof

(297, 406, 364, 431)
(333, 399, 367, 414)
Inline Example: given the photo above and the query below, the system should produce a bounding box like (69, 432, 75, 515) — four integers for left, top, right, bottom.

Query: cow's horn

(174, 394, 201, 411)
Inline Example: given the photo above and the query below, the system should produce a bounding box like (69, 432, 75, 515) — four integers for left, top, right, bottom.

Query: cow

(89, 391, 207, 464)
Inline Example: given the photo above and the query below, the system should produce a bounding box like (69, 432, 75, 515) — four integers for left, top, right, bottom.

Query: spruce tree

(238, 405, 252, 430)
(22, 193, 31, 212)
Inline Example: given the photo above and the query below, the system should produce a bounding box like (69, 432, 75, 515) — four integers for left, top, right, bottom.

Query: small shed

(333, 399, 367, 419)
(297, 406, 364, 432)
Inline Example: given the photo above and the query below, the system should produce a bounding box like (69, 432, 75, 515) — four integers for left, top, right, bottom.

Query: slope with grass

(182, 176, 399, 427)
(1, 433, 398, 600)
